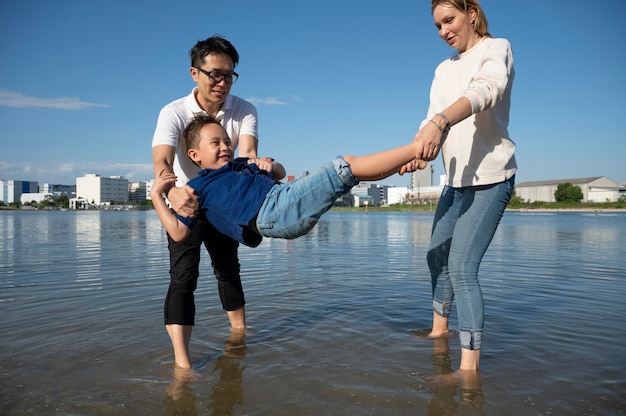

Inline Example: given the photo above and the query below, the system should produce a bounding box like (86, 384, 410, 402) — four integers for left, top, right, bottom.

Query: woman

(407, 0, 517, 372)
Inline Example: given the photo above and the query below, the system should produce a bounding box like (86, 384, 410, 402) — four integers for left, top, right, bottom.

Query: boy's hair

(189, 35, 240, 68)
(431, 0, 491, 38)
(182, 114, 222, 153)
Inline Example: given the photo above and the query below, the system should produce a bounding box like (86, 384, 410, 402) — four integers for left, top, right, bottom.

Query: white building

(410, 163, 435, 189)
(515, 177, 622, 203)
(20, 192, 53, 204)
(39, 183, 76, 199)
(0, 180, 39, 204)
(387, 186, 410, 205)
(350, 183, 385, 206)
(76, 174, 129, 206)
(129, 181, 149, 202)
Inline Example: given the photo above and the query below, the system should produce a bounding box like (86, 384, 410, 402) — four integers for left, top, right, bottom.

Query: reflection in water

(164, 330, 247, 416)
(1, 211, 625, 414)
(74, 212, 103, 289)
(207, 330, 246, 416)
(427, 337, 485, 415)
(163, 380, 198, 416)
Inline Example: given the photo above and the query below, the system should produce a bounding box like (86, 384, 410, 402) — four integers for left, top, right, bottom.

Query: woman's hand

(414, 120, 445, 162)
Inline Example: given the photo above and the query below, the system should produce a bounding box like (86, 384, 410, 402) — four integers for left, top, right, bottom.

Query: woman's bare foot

(428, 312, 451, 338)
(435, 368, 481, 390)
(459, 348, 480, 370)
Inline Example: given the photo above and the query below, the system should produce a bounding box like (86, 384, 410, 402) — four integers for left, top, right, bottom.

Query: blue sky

(1, 0, 625, 187)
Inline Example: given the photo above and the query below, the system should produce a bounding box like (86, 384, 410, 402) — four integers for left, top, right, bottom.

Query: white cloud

(245, 95, 303, 106)
(0, 89, 112, 110)
(0, 161, 153, 185)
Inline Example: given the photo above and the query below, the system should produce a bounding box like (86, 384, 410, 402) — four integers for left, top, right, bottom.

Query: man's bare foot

(223, 328, 247, 358)
(226, 307, 246, 329)
(172, 365, 202, 383)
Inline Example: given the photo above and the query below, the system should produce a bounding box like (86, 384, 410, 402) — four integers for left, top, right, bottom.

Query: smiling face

(187, 123, 234, 170)
(190, 52, 235, 115)
(433, 3, 480, 53)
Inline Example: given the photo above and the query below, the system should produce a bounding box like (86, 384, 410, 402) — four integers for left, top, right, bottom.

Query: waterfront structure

(515, 177, 622, 203)
(20, 192, 53, 204)
(75, 174, 129, 206)
(410, 163, 434, 189)
(0, 180, 38, 204)
(351, 183, 385, 206)
(40, 183, 76, 199)
(129, 181, 149, 203)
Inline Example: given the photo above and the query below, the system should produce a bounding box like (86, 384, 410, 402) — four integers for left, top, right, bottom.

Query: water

(1, 210, 625, 415)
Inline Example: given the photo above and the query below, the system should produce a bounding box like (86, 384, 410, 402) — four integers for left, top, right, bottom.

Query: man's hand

(167, 185, 199, 218)
(248, 157, 274, 172)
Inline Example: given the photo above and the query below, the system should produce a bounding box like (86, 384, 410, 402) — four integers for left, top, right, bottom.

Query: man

(151, 35, 258, 370)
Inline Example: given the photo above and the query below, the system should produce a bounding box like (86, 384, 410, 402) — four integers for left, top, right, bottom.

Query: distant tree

(554, 182, 583, 202)
(55, 195, 69, 208)
(508, 195, 524, 206)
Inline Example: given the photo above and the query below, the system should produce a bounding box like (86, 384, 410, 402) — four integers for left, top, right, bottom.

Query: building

(39, 183, 76, 199)
(0, 180, 39, 204)
(129, 181, 149, 203)
(350, 183, 385, 206)
(20, 192, 53, 204)
(75, 174, 129, 206)
(387, 186, 410, 205)
(515, 177, 622, 203)
(410, 163, 435, 189)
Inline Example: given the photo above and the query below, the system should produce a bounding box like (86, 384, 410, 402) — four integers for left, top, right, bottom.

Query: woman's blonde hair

(431, 0, 491, 37)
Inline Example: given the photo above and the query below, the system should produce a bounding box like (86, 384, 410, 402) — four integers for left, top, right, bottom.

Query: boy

(151, 114, 420, 247)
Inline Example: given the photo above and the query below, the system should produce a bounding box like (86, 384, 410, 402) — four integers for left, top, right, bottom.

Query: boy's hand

(399, 159, 429, 175)
(151, 170, 199, 218)
(152, 169, 177, 194)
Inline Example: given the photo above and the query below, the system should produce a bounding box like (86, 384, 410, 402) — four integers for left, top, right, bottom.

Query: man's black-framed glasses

(195, 67, 238, 83)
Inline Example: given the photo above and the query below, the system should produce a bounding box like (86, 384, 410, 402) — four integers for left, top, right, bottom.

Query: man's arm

(152, 144, 199, 217)
(237, 133, 259, 158)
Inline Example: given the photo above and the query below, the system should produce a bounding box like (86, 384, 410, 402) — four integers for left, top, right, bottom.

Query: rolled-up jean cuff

(433, 300, 452, 318)
(459, 330, 482, 350)
(332, 156, 359, 188)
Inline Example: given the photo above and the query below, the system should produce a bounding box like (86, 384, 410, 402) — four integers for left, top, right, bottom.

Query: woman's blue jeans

(427, 176, 515, 350)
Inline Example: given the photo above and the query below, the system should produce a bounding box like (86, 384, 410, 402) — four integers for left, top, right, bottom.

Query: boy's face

(188, 123, 233, 170)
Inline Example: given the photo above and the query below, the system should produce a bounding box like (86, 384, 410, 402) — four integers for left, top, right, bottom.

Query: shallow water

(1, 210, 625, 415)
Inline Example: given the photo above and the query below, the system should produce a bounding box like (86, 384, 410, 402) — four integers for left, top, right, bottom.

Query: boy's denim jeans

(256, 156, 358, 239)
(427, 176, 515, 350)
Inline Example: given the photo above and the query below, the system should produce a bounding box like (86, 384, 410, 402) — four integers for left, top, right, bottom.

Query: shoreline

(508, 208, 626, 213)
